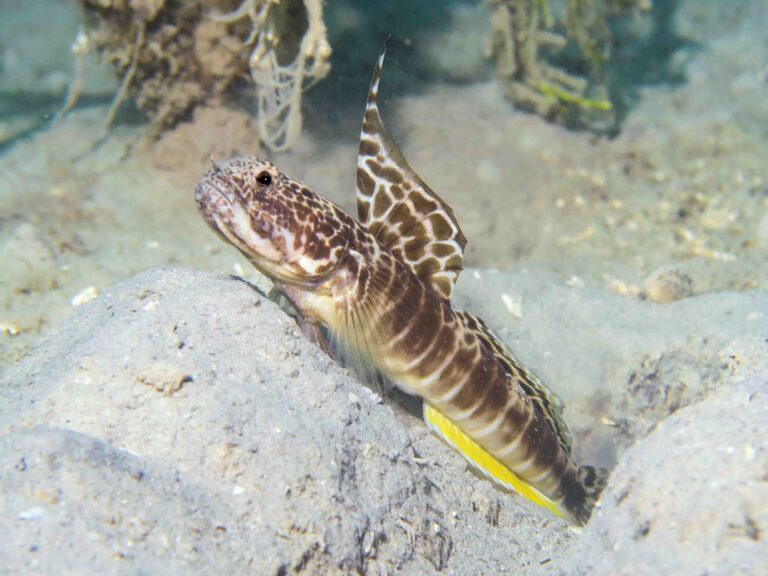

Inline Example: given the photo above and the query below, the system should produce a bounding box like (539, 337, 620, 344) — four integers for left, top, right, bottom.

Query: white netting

(214, 0, 331, 151)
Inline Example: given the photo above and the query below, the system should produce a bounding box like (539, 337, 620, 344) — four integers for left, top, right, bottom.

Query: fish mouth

(196, 177, 283, 265)
(195, 165, 237, 220)
(195, 179, 236, 237)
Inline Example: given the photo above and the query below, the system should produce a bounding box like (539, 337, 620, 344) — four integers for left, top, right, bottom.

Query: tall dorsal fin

(455, 310, 573, 457)
(356, 43, 468, 301)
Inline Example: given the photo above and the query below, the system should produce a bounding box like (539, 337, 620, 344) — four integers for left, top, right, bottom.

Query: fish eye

(256, 171, 272, 186)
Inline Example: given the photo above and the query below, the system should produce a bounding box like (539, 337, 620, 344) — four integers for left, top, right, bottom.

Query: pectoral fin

(423, 403, 564, 520)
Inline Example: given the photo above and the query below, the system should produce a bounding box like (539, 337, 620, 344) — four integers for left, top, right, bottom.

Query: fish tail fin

(423, 403, 565, 520)
(567, 464, 611, 526)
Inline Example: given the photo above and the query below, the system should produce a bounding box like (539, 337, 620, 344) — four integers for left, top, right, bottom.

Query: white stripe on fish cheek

(279, 227, 334, 277)
(228, 203, 282, 262)
(278, 227, 298, 259)
(296, 251, 334, 275)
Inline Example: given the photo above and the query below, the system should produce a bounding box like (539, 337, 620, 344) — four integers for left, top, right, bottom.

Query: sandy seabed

(1, 0, 766, 573)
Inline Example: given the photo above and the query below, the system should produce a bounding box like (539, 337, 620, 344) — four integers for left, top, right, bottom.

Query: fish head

(196, 156, 351, 287)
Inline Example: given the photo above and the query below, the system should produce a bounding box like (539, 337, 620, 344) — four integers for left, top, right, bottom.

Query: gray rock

(454, 269, 768, 466)
(1, 426, 242, 574)
(1, 268, 766, 575)
(0, 269, 567, 575)
(552, 371, 768, 576)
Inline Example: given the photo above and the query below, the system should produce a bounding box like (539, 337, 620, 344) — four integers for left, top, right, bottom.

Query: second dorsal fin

(356, 44, 468, 301)
(455, 310, 574, 458)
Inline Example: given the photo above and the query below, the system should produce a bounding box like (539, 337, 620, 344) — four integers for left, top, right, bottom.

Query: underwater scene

(1, 0, 766, 573)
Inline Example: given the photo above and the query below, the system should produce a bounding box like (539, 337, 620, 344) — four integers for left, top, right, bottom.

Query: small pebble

(0, 322, 21, 336)
(71, 286, 99, 307)
(643, 266, 693, 303)
(19, 507, 45, 521)
(501, 293, 522, 318)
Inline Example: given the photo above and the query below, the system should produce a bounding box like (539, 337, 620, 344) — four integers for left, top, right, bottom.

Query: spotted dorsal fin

(455, 310, 573, 457)
(356, 44, 468, 301)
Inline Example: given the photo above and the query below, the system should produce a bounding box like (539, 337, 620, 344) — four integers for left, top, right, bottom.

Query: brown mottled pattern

(196, 154, 604, 525)
(195, 157, 354, 286)
(194, 47, 607, 526)
(454, 310, 574, 457)
(355, 46, 467, 301)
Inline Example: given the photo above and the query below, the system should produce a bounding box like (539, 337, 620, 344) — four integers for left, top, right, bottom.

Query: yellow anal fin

(423, 403, 564, 520)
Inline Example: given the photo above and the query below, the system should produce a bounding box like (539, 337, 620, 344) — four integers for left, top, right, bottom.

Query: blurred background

(1, 0, 766, 365)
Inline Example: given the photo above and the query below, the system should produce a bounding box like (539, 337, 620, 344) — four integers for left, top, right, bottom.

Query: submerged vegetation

(65, 0, 330, 149)
(487, 0, 652, 129)
(56, 0, 657, 148)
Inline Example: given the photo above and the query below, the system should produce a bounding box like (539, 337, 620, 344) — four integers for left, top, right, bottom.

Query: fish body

(195, 47, 608, 525)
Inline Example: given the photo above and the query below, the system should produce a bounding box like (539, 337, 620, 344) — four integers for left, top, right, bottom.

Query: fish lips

(195, 177, 234, 242)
